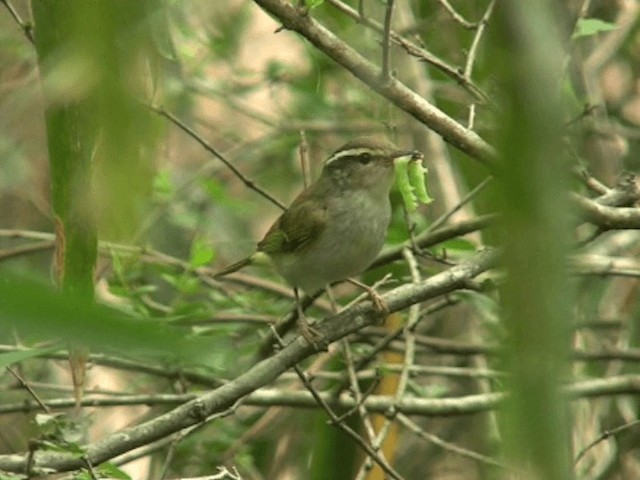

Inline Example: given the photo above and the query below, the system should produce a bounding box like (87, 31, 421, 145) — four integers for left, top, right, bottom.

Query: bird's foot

(348, 278, 389, 320)
(367, 288, 388, 315)
(297, 315, 328, 351)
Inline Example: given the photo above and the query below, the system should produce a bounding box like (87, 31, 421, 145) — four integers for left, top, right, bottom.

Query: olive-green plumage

(215, 136, 419, 293)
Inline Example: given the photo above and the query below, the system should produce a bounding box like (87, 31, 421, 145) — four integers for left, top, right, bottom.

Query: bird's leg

(324, 285, 339, 313)
(294, 288, 327, 349)
(347, 278, 389, 316)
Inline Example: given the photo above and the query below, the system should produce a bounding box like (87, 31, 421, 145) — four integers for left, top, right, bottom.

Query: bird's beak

(392, 150, 423, 163)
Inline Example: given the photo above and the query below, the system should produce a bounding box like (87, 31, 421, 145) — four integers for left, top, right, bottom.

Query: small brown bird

(216, 136, 420, 341)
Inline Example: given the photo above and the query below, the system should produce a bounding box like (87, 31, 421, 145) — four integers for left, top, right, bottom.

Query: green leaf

(572, 18, 617, 39)
(0, 272, 216, 364)
(0, 346, 61, 369)
(153, 169, 174, 196)
(96, 463, 133, 480)
(190, 236, 215, 268)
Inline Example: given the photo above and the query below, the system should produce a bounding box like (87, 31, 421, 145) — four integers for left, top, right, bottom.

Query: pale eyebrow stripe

(325, 147, 385, 165)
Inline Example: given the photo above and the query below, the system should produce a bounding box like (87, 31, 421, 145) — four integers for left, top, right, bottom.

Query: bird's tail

(213, 256, 254, 278)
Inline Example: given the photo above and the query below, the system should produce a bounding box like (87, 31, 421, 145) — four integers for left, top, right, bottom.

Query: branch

(371, 214, 497, 268)
(0, 0, 34, 43)
(324, 0, 488, 102)
(250, 0, 496, 165)
(0, 249, 497, 474)
(152, 106, 286, 210)
(4, 374, 640, 418)
(380, 0, 395, 83)
(572, 193, 640, 229)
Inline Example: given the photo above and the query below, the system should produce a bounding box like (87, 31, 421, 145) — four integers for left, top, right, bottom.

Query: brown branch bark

(0, 249, 497, 474)
(251, 0, 496, 165)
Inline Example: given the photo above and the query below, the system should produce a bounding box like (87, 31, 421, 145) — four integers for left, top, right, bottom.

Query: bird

(215, 136, 421, 343)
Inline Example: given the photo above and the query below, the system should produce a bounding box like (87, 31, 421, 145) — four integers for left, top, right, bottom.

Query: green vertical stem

(32, 0, 158, 408)
(32, 1, 98, 297)
(491, 2, 573, 479)
(32, 1, 157, 291)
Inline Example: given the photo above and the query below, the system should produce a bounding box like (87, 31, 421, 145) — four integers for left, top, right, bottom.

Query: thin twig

(0, 240, 55, 261)
(341, 341, 377, 441)
(575, 419, 640, 463)
(437, 0, 478, 29)
(397, 413, 507, 468)
(372, 214, 497, 268)
(427, 177, 493, 233)
(467, 102, 476, 130)
(1, 0, 34, 43)
(152, 106, 286, 210)
(6, 366, 50, 413)
(294, 361, 404, 480)
(356, 249, 420, 479)
(269, 326, 405, 480)
(463, 0, 497, 80)
(578, 0, 593, 18)
(333, 297, 460, 397)
(298, 130, 310, 188)
(381, 0, 395, 83)
(82, 456, 99, 480)
(324, 0, 489, 103)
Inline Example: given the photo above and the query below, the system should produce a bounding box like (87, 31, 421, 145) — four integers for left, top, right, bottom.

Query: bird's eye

(359, 152, 372, 164)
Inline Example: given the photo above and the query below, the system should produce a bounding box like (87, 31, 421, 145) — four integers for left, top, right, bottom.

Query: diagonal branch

(324, 0, 489, 102)
(0, 249, 497, 474)
(251, 0, 496, 166)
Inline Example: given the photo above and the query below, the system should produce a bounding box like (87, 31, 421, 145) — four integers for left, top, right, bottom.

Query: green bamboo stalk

(31, 0, 159, 408)
(32, 1, 158, 296)
(491, 2, 574, 479)
(32, 1, 98, 296)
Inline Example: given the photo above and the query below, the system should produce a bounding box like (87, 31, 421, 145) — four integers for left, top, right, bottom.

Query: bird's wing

(258, 198, 328, 255)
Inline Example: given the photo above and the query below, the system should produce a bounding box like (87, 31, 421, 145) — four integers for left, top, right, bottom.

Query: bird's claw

(298, 316, 328, 351)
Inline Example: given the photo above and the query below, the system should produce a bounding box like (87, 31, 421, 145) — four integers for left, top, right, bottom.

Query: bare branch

(463, 0, 496, 79)
(437, 0, 478, 29)
(325, 0, 489, 102)
(380, 0, 395, 83)
(251, 0, 496, 165)
(398, 413, 506, 468)
(0, 249, 496, 474)
(152, 106, 286, 210)
(572, 193, 640, 229)
(0, 0, 34, 43)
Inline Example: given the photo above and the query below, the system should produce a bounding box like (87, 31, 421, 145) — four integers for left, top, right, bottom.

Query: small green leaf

(572, 18, 617, 40)
(96, 463, 133, 480)
(190, 236, 215, 268)
(153, 169, 174, 196)
(0, 272, 215, 363)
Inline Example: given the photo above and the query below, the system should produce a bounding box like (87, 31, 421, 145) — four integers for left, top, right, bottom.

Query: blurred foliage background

(1, 0, 640, 479)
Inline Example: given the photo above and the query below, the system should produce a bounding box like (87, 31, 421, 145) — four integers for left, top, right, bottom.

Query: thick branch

(0, 249, 497, 474)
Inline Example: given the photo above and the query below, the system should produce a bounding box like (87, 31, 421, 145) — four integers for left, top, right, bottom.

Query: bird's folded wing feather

(258, 199, 328, 255)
